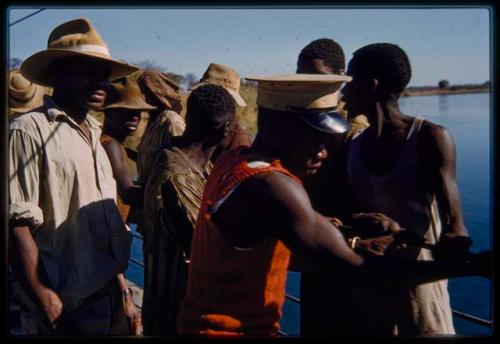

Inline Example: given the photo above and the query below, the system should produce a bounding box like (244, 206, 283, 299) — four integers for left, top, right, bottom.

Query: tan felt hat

(21, 18, 139, 86)
(138, 69, 181, 110)
(9, 69, 45, 115)
(245, 74, 352, 134)
(190, 63, 247, 107)
(103, 76, 156, 111)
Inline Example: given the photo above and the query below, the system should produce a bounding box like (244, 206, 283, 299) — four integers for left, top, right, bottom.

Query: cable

(9, 9, 45, 27)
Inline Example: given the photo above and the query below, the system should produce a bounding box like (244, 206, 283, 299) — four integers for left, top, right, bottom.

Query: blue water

(126, 93, 492, 336)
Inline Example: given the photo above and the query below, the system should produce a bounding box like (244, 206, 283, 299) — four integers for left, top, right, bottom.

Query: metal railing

(129, 231, 493, 335)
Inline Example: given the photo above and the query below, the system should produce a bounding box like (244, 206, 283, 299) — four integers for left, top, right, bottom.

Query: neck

(368, 99, 404, 138)
(102, 126, 126, 143)
(148, 108, 163, 122)
(174, 135, 217, 169)
(52, 91, 88, 124)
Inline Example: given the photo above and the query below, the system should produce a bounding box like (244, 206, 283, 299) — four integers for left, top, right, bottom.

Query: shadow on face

(49, 56, 111, 111)
(258, 108, 330, 178)
(104, 109, 141, 140)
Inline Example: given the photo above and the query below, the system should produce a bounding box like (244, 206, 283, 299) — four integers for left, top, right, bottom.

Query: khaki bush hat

(9, 69, 45, 116)
(21, 18, 139, 86)
(138, 70, 182, 111)
(103, 76, 156, 111)
(245, 74, 352, 134)
(190, 63, 247, 107)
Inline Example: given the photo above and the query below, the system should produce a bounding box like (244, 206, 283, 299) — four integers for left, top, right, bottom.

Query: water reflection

(438, 94, 450, 113)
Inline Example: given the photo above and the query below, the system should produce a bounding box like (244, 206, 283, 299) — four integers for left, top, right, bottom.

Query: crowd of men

(8, 18, 491, 337)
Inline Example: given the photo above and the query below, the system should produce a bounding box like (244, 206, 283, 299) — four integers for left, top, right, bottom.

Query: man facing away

(8, 18, 141, 335)
(141, 84, 236, 335)
(190, 63, 253, 162)
(136, 69, 186, 186)
(341, 43, 471, 335)
(176, 73, 490, 336)
(100, 76, 156, 223)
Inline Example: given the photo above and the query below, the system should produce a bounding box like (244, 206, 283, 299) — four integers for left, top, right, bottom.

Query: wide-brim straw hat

(189, 63, 247, 107)
(245, 73, 352, 134)
(9, 69, 45, 114)
(21, 18, 139, 86)
(103, 76, 156, 111)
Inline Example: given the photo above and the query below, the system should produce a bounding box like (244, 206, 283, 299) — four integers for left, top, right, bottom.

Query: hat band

(54, 44, 111, 57)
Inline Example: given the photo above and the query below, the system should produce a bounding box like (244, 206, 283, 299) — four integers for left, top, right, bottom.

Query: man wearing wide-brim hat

(101, 76, 156, 225)
(189, 63, 253, 162)
(176, 73, 491, 336)
(9, 18, 140, 335)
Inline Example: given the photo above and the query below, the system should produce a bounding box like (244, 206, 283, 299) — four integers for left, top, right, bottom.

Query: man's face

(106, 109, 141, 138)
(52, 56, 111, 111)
(297, 58, 335, 75)
(281, 120, 330, 178)
(342, 64, 374, 119)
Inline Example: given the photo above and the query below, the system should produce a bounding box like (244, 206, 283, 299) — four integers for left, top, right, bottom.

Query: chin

(86, 101, 105, 111)
(305, 169, 319, 176)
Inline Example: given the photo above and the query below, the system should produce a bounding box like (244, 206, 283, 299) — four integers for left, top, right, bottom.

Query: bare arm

(12, 225, 63, 324)
(422, 124, 468, 238)
(102, 140, 144, 208)
(214, 172, 488, 290)
(9, 129, 62, 324)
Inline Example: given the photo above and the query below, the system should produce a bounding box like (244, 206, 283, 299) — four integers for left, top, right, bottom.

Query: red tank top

(177, 148, 301, 336)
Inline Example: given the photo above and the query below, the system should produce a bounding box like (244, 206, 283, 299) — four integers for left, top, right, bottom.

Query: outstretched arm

(250, 173, 488, 288)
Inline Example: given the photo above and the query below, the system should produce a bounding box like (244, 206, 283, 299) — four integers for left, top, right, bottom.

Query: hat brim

(9, 87, 45, 113)
(21, 49, 140, 87)
(300, 111, 351, 134)
(189, 81, 247, 107)
(246, 74, 352, 83)
(103, 99, 156, 111)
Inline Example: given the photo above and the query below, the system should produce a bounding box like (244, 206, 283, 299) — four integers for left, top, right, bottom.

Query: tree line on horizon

(9, 57, 490, 92)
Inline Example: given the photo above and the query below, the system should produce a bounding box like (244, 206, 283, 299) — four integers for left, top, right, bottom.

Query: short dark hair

(186, 84, 235, 122)
(349, 43, 412, 94)
(298, 38, 345, 73)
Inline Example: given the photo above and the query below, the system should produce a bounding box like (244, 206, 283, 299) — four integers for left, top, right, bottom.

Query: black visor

(299, 110, 351, 134)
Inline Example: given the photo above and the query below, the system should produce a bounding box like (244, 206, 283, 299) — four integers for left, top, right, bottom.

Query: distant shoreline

(402, 86, 490, 97)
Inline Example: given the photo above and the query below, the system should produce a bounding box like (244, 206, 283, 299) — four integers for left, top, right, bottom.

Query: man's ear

(223, 120, 231, 137)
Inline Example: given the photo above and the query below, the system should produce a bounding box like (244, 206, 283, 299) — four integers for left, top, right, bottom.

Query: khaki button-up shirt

(9, 96, 131, 312)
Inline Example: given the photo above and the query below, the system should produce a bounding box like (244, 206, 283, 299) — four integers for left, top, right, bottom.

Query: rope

(9, 9, 45, 27)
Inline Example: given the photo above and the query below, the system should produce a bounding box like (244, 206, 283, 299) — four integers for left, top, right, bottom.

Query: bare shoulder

(419, 119, 456, 168)
(420, 120, 454, 146)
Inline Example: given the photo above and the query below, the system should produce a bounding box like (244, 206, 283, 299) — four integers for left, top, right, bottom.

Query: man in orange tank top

(177, 74, 491, 337)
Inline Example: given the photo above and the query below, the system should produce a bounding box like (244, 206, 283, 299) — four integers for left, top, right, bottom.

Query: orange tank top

(177, 148, 301, 336)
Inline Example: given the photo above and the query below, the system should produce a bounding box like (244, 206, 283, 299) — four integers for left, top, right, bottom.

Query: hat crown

(10, 70, 40, 100)
(110, 76, 143, 103)
(9, 69, 44, 114)
(246, 74, 351, 112)
(47, 18, 108, 52)
(202, 63, 240, 91)
(104, 76, 156, 111)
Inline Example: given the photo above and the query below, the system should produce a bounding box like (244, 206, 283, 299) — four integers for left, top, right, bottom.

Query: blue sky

(8, 7, 491, 87)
